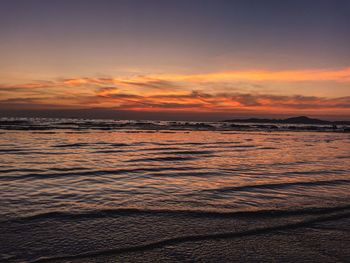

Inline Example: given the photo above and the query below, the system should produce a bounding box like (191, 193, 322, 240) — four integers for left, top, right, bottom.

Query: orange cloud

(1, 67, 350, 116)
(51, 67, 350, 93)
(1, 87, 349, 114)
(87, 88, 350, 113)
(150, 68, 350, 82)
(62, 78, 114, 86)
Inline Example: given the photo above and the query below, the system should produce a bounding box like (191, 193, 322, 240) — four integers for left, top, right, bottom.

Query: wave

(0, 150, 74, 155)
(258, 147, 277, 150)
(141, 147, 184, 151)
(200, 178, 350, 193)
(0, 166, 200, 180)
(4, 204, 350, 224)
(126, 156, 198, 162)
(29, 210, 350, 262)
(31, 131, 58, 134)
(92, 150, 126, 154)
(49, 167, 89, 172)
(141, 171, 223, 178)
(53, 143, 94, 148)
(155, 150, 214, 155)
(52, 142, 138, 149)
(152, 141, 237, 146)
(109, 143, 130, 147)
(0, 168, 43, 173)
(1, 118, 349, 133)
(0, 149, 25, 153)
(282, 170, 347, 175)
(231, 145, 256, 148)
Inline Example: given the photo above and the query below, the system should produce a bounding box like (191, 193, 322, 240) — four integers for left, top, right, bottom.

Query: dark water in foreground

(1, 119, 350, 262)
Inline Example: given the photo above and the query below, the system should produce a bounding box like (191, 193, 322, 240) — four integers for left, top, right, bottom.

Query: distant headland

(224, 116, 350, 125)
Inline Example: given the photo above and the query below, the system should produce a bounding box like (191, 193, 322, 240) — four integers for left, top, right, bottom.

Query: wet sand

(1, 206, 349, 262)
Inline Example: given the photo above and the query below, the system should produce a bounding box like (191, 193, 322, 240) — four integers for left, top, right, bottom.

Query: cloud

(1, 68, 350, 116)
(1, 89, 349, 114)
(0, 97, 47, 104)
(95, 87, 119, 96)
(82, 88, 350, 112)
(122, 79, 182, 91)
(153, 68, 350, 82)
(0, 81, 57, 92)
(62, 78, 114, 86)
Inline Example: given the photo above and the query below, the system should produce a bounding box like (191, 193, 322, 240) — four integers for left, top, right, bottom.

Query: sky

(0, 0, 349, 120)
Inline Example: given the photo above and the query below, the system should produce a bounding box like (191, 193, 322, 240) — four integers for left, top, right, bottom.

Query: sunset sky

(1, 0, 349, 120)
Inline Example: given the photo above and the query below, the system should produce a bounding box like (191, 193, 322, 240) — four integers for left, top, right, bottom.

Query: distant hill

(224, 116, 350, 125)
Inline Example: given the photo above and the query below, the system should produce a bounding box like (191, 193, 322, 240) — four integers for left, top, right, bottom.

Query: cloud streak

(2, 87, 348, 113)
(149, 68, 350, 82)
(1, 68, 350, 117)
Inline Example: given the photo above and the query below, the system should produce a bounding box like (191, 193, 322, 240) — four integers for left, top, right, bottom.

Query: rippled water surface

(1, 128, 350, 221)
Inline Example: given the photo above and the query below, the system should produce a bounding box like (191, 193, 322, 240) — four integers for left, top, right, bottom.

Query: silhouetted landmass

(224, 116, 350, 125)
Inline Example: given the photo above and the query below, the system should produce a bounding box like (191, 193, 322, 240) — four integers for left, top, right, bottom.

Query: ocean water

(1, 119, 350, 262)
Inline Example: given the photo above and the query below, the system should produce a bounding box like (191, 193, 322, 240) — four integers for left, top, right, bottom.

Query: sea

(1, 118, 349, 262)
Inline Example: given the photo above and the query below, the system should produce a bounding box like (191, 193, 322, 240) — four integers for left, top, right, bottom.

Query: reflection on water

(1, 128, 349, 221)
